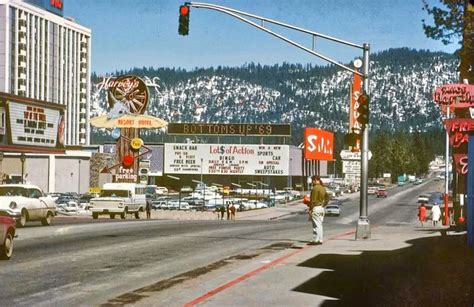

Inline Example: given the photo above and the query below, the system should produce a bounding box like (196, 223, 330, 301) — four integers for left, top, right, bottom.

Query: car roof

(0, 184, 41, 189)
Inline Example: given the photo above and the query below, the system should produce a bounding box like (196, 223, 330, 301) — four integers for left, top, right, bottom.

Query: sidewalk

(110, 224, 473, 307)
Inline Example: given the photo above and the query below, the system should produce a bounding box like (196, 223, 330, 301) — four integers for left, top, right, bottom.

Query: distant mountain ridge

(90, 48, 459, 144)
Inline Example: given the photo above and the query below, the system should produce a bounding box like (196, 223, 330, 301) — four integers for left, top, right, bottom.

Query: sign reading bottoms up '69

(164, 143, 289, 176)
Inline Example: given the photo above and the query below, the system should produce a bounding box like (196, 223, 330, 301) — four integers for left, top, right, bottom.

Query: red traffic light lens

(180, 5, 189, 15)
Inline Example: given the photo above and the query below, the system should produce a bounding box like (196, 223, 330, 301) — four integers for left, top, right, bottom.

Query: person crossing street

(308, 175, 326, 245)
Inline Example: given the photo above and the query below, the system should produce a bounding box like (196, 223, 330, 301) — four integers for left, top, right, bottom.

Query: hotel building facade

(0, 0, 91, 145)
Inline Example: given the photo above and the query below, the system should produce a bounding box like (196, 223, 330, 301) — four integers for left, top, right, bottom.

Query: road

(0, 179, 443, 306)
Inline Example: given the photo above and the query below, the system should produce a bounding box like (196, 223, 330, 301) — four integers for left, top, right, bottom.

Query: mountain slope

(90, 48, 459, 144)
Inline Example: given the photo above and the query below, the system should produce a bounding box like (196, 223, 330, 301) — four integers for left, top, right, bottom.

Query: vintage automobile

(325, 204, 341, 216)
(0, 184, 57, 227)
(377, 188, 388, 198)
(0, 215, 16, 260)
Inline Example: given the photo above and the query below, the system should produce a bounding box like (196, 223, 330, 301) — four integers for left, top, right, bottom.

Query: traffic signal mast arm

(185, 1, 365, 77)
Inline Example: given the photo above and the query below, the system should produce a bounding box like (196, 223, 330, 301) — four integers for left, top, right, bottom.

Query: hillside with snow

(90, 48, 459, 144)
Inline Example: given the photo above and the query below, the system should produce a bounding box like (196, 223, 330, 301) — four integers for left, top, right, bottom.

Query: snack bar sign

(164, 144, 289, 176)
(9, 101, 61, 147)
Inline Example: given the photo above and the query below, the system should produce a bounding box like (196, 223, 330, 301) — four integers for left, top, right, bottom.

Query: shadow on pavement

(293, 230, 474, 306)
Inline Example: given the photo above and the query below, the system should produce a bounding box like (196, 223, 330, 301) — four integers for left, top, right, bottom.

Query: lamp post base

(356, 217, 371, 240)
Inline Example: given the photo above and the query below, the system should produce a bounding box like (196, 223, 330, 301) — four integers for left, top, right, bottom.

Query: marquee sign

(304, 127, 334, 161)
(7, 100, 64, 148)
(164, 143, 289, 176)
(167, 123, 291, 136)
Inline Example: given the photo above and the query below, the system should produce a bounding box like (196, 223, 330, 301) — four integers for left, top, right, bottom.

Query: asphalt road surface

(0, 179, 443, 306)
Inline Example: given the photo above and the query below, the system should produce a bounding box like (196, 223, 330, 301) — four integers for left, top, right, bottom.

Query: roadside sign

(342, 160, 361, 173)
(340, 149, 372, 160)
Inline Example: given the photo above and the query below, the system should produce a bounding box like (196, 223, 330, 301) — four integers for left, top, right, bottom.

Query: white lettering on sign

(9, 101, 60, 147)
(307, 135, 333, 156)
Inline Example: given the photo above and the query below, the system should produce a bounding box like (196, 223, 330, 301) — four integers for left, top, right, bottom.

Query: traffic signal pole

(182, 1, 371, 239)
(357, 44, 371, 239)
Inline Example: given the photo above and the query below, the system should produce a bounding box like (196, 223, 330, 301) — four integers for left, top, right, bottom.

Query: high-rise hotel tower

(0, 0, 91, 145)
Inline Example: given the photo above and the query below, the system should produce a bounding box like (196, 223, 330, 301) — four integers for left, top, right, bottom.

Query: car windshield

(327, 205, 339, 209)
(0, 186, 28, 197)
(100, 189, 129, 197)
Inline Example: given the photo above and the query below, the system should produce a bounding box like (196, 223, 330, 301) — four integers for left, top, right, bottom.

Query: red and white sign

(444, 118, 474, 148)
(304, 128, 334, 161)
(350, 73, 362, 131)
(433, 83, 474, 109)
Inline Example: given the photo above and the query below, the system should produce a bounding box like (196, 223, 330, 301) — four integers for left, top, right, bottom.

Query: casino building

(0, 0, 91, 145)
(0, 0, 92, 193)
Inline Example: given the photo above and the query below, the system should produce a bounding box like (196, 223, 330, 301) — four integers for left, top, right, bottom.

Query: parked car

(180, 186, 193, 193)
(413, 179, 423, 185)
(156, 187, 169, 195)
(181, 197, 204, 210)
(325, 204, 341, 216)
(0, 184, 57, 227)
(376, 188, 388, 198)
(0, 215, 16, 260)
(368, 186, 378, 195)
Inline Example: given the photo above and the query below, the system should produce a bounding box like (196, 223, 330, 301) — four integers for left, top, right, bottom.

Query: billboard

(167, 123, 291, 136)
(164, 143, 289, 176)
(7, 100, 65, 148)
(24, 0, 63, 16)
(304, 128, 334, 161)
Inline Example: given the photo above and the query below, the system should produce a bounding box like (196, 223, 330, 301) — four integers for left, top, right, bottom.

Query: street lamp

(167, 175, 181, 209)
(20, 153, 26, 184)
(78, 160, 82, 194)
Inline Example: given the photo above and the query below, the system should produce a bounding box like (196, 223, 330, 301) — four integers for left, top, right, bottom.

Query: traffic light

(344, 132, 360, 147)
(357, 92, 370, 128)
(178, 5, 190, 36)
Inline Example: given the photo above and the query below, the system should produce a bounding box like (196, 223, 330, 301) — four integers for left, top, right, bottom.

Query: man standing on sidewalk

(308, 175, 326, 245)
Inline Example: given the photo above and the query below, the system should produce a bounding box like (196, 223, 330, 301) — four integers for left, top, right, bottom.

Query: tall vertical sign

(350, 72, 362, 150)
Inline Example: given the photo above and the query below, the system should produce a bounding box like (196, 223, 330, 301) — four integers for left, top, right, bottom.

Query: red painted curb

(183, 228, 359, 307)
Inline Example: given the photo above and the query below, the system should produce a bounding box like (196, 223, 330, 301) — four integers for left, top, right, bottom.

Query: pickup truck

(89, 183, 146, 219)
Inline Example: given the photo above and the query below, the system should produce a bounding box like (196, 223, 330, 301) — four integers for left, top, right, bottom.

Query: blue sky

(64, 0, 458, 74)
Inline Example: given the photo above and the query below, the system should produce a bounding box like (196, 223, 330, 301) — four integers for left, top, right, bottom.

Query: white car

(325, 204, 341, 216)
(0, 184, 57, 227)
(156, 187, 169, 195)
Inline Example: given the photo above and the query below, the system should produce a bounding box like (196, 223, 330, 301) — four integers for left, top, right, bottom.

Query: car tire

(135, 211, 140, 219)
(0, 231, 14, 260)
(110, 214, 115, 219)
(41, 212, 52, 226)
(17, 209, 28, 228)
(92, 212, 99, 219)
(121, 208, 127, 219)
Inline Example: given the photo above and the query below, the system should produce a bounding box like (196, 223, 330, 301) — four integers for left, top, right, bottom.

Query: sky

(64, 0, 459, 75)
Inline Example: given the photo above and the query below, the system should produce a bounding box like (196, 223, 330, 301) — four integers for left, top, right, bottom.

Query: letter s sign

(304, 127, 334, 161)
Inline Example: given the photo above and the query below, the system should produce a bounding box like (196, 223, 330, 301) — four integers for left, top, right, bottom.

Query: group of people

(217, 203, 237, 220)
(418, 202, 442, 227)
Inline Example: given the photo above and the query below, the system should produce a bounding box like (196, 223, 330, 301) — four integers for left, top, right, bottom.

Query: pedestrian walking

(226, 205, 230, 220)
(431, 203, 441, 227)
(418, 203, 426, 227)
(219, 205, 225, 220)
(145, 199, 152, 219)
(308, 175, 326, 245)
(229, 202, 236, 220)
